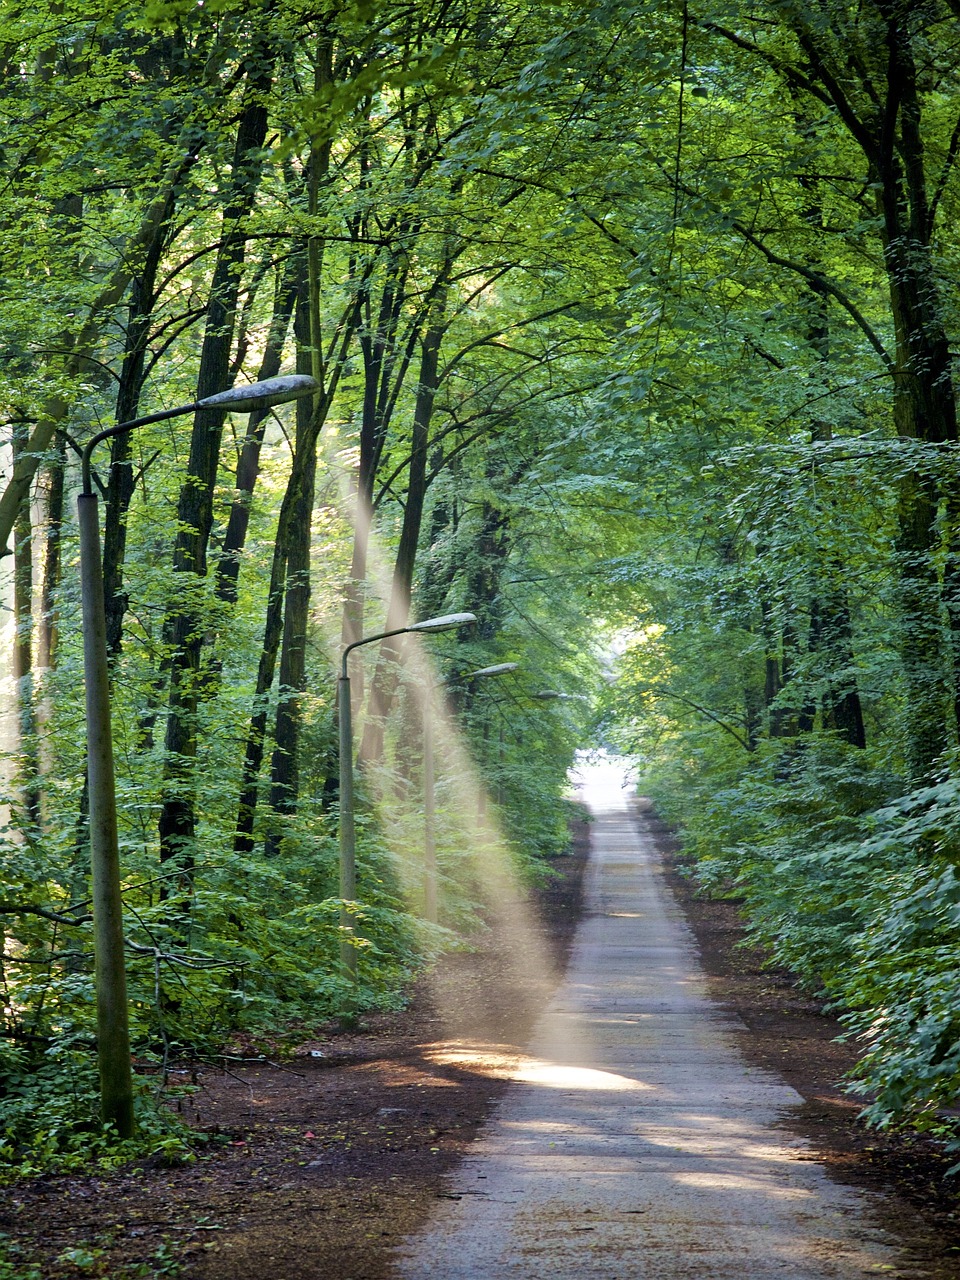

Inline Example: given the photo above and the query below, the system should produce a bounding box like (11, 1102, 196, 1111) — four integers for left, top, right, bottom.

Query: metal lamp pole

(338, 612, 477, 978)
(531, 691, 591, 702)
(423, 662, 518, 923)
(78, 374, 317, 1137)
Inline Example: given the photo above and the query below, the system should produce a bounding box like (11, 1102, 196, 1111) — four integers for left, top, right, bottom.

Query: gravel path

(396, 761, 920, 1279)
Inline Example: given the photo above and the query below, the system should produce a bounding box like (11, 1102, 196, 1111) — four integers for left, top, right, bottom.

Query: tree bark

(264, 278, 318, 854)
(215, 256, 303, 605)
(36, 433, 65, 672)
(11, 426, 39, 827)
(158, 46, 274, 880)
(359, 310, 447, 765)
(101, 188, 175, 658)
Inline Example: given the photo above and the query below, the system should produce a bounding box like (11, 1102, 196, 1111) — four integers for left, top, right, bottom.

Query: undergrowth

(648, 734, 960, 1149)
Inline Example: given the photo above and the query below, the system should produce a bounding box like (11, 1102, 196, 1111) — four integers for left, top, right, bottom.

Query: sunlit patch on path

(395, 761, 918, 1279)
(423, 1041, 650, 1092)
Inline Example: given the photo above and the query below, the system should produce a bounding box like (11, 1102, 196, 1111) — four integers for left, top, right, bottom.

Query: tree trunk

(799, 258, 867, 749)
(158, 49, 274, 881)
(37, 433, 65, 672)
(818, 575, 867, 748)
(215, 256, 303, 605)
(264, 278, 318, 854)
(0, 144, 202, 554)
(232, 383, 338, 854)
(736, 2, 958, 776)
(359, 312, 447, 765)
(463, 499, 510, 646)
(896, 473, 948, 779)
(760, 590, 785, 738)
(11, 426, 39, 827)
(340, 247, 413, 707)
(233, 537, 289, 856)
(101, 189, 175, 657)
(876, 15, 957, 777)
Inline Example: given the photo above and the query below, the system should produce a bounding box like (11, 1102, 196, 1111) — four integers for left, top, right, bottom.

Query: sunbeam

(316, 425, 560, 1038)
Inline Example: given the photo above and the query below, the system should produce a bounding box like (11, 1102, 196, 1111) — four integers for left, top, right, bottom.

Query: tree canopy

(3, 0, 960, 1167)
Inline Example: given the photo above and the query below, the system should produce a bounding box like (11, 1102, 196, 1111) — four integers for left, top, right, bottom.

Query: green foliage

(0, 1235, 42, 1280)
(8, 0, 960, 1187)
(643, 734, 960, 1137)
(586, 0, 960, 1147)
(0, 1036, 195, 1180)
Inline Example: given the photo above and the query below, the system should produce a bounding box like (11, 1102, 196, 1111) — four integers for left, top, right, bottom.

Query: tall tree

(157, 23, 277, 879)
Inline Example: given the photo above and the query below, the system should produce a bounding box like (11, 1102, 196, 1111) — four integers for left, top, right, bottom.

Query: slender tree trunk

(818, 575, 867, 748)
(759, 588, 785, 738)
(359, 312, 447, 765)
(12, 427, 39, 827)
(37, 433, 65, 673)
(799, 265, 866, 749)
(795, 603, 819, 737)
(233, 306, 352, 852)
(264, 279, 317, 854)
(215, 256, 303, 605)
(232, 49, 361, 854)
(233, 539, 289, 855)
(340, 247, 412, 712)
(263, 449, 316, 850)
(101, 192, 175, 658)
(232, 389, 335, 854)
(895, 474, 947, 779)
(247, 43, 337, 850)
(469, 505, 509, 625)
(875, 12, 956, 778)
(158, 49, 274, 881)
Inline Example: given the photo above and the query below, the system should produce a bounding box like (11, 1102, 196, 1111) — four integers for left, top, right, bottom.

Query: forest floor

(3, 804, 960, 1278)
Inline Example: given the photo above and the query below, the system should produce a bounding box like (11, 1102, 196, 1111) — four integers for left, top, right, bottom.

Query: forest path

(394, 761, 917, 1279)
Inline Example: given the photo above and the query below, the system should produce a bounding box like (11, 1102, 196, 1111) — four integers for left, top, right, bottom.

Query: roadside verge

(644, 798, 960, 1277)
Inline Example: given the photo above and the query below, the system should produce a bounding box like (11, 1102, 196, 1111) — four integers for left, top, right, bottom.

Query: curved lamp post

(79, 374, 318, 1137)
(423, 662, 518, 923)
(531, 690, 591, 701)
(338, 612, 476, 979)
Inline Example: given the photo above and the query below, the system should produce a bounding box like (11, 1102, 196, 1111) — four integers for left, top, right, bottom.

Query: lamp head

(197, 374, 318, 412)
(409, 612, 477, 634)
(468, 663, 519, 678)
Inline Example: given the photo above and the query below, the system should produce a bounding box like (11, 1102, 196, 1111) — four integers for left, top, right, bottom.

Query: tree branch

(729, 220, 894, 373)
(645, 686, 752, 750)
(928, 108, 960, 235)
(0, 902, 91, 925)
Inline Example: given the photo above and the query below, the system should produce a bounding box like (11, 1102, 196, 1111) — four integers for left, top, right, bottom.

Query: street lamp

(78, 373, 318, 1137)
(338, 613, 476, 980)
(531, 690, 591, 701)
(423, 662, 518, 923)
